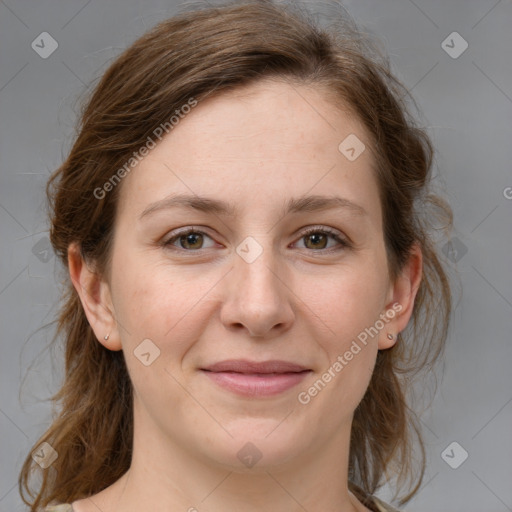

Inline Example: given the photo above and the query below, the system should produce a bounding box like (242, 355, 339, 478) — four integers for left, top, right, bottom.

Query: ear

(67, 242, 122, 351)
(378, 242, 423, 350)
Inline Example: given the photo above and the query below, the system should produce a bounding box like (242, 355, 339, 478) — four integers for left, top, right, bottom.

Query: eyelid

(162, 226, 218, 251)
(162, 225, 351, 252)
(293, 226, 351, 251)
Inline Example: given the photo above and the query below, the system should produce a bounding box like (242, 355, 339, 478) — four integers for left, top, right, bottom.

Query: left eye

(293, 228, 348, 251)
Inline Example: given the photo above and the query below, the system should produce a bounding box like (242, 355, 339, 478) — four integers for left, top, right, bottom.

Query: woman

(19, 1, 452, 511)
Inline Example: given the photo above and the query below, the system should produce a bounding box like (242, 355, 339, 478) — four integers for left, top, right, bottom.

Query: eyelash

(162, 226, 351, 254)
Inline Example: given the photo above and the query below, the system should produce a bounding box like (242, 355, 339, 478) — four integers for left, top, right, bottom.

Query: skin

(69, 79, 422, 512)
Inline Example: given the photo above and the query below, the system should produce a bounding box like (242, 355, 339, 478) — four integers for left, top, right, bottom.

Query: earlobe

(67, 243, 122, 351)
(378, 243, 423, 350)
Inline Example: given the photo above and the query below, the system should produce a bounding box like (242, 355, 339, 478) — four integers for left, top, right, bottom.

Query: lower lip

(202, 370, 311, 397)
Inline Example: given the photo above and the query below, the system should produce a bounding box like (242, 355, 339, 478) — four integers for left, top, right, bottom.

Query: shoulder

(43, 497, 401, 512)
(371, 494, 404, 512)
(44, 504, 74, 512)
(350, 484, 403, 512)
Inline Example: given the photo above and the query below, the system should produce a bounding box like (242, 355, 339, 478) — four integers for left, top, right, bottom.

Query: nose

(219, 245, 295, 338)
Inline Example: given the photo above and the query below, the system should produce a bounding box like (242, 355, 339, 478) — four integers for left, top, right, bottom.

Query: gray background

(1, 1, 511, 511)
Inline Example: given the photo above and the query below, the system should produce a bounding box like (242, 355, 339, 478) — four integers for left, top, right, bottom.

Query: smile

(200, 359, 312, 397)
(201, 370, 312, 397)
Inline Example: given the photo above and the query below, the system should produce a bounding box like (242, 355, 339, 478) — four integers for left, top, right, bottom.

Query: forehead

(116, 79, 380, 223)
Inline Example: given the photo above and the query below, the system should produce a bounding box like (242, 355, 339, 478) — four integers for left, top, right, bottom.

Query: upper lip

(201, 359, 310, 374)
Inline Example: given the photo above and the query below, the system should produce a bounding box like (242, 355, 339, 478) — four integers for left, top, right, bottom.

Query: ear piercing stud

(106, 332, 397, 342)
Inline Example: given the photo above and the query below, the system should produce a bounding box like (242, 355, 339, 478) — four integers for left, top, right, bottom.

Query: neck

(77, 404, 369, 512)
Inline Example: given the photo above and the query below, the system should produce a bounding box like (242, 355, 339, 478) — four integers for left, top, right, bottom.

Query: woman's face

(92, 79, 414, 470)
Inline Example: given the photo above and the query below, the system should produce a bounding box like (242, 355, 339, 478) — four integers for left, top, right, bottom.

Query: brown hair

(19, 1, 452, 509)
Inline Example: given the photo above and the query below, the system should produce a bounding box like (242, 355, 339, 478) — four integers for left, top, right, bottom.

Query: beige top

(44, 496, 402, 512)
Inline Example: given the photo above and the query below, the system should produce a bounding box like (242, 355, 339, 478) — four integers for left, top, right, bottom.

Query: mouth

(200, 360, 312, 397)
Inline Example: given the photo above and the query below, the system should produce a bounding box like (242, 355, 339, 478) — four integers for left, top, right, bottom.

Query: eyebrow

(139, 193, 367, 220)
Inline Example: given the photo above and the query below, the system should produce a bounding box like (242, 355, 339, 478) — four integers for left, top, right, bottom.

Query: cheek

(110, 263, 198, 413)
(299, 289, 380, 430)
(306, 260, 387, 402)
(318, 266, 388, 342)
(110, 252, 214, 365)
(295, 335, 377, 442)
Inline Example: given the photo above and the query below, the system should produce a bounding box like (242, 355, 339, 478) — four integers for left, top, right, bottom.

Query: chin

(198, 420, 309, 471)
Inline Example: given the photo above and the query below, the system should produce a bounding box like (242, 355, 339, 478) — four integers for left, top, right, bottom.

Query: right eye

(163, 228, 218, 252)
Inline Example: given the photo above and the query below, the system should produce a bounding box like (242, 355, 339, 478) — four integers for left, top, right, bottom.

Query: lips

(201, 360, 311, 397)
(202, 359, 309, 374)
